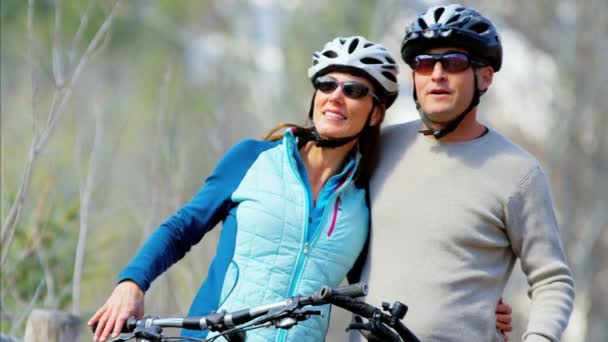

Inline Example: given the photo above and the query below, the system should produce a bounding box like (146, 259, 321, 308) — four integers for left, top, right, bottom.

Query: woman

(90, 36, 399, 342)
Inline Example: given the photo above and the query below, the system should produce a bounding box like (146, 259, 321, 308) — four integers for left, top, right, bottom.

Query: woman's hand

(88, 280, 145, 341)
(496, 298, 513, 341)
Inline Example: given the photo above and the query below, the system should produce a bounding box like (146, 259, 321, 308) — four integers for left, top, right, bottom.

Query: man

(358, 4, 575, 342)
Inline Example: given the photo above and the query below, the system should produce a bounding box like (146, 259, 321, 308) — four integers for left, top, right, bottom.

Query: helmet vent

(339, 38, 347, 44)
(445, 14, 460, 25)
(364, 42, 374, 48)
(469, 22, 490, 34)
(417, 18, 428, 30)
(434, 7, 445, 22)
(348, 38, 360, 53)
(323, 50, 338, 58)
(382, 71, 397, 83)
(386, 56, 396, 64)
(361, 57, 383, 64)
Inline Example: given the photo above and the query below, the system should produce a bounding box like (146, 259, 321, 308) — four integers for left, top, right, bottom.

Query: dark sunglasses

(314, 76, 379, 102)
(412, 52, 480, 74)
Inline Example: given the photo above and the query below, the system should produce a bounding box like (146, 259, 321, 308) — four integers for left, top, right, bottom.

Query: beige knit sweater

(358, 120, 574, 342)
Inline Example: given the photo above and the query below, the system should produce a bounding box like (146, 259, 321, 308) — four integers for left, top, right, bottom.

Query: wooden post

(24, 309, 80, 342)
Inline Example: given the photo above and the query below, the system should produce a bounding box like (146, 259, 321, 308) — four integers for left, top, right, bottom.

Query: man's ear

(370, 106, 385, 127)
(477, 66, 494, 92)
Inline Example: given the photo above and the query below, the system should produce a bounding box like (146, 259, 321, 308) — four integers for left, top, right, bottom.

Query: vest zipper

(277, 139, 311, 342)
(327, 195, 341, 237)
(276, 135, 355, 341)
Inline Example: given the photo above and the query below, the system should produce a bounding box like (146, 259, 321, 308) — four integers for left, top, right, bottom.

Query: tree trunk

(23, 309, 80, 342)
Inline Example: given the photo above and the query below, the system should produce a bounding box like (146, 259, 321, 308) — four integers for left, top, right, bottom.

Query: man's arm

(506, 166, 575, 342)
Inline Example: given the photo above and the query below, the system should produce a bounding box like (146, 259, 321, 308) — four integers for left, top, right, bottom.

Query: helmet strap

(414, 68, 483, 139)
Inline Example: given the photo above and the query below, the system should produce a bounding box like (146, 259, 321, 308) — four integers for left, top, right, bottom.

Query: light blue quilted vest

(208, 132, 369, 341)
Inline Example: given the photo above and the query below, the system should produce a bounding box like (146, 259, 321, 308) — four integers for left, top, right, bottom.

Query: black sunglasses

(314, 75, 379, 102)
(412, 52, 481, 74)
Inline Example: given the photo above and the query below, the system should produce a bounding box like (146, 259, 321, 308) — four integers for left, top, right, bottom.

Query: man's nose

(430, 61, 447, 80)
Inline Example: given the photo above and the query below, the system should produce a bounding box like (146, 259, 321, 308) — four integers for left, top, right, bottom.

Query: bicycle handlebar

(182, 282, 367, 331)
(322, 294, 420, 342)
(93, 282, 368, 333)
(93, 282, 419, 342)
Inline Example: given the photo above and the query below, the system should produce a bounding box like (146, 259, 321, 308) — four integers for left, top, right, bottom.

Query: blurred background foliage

(1, 0, 606, 341)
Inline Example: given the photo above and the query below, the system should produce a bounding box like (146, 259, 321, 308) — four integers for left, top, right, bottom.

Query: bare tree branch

(69, 0, 98, 67)
(142, 61, 174, 240)
(0, 146, 35, 267)
(37, 0, 123, 151)
(2, 270, 25, 309)
(1, 181, 51, 284)
(89, 22, 114, 64)
(9, 279, 44, 336)
(32, 184, 56, 308)
(52, 0, 64, 87)
(28, 0, 41, 139)
(140, 60, 181, 316)
(1, 0, 123, 268)
(72, 105, 104, 314)
(0, 0, 39, 262)
(36, 245, 55, 308)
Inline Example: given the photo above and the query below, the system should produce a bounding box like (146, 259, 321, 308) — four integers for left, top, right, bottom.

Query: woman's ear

(370, 106, 386, 127)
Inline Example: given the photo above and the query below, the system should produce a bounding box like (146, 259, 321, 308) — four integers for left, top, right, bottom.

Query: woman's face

(312, 72, 382, 140)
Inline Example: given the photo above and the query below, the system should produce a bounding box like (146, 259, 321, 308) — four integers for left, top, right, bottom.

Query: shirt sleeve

(505, 166, 575, 342)
(118, 139, 273, 291)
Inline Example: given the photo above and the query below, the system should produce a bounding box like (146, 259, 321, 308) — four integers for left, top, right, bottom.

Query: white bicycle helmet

(308, 36, 399, 108)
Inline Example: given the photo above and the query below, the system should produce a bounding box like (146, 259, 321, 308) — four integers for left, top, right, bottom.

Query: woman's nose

(327, 85, 345, 101)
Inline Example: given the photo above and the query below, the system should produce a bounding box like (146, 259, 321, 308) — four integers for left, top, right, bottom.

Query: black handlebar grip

(324, 295, 378, 318)
(182, 317, 208, 330)
(320, 282, 368, 299)
(90, 316, 138, 334)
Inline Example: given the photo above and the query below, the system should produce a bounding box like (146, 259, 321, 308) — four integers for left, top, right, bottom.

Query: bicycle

(93, 282, 420, 342)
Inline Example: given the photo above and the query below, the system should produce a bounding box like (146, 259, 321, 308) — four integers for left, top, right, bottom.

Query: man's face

(413, 47, 477, 123)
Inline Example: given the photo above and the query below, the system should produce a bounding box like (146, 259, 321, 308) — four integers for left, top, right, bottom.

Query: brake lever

(295, 309, 322, 317)
(272, 309, 323, 329)
(109, 338, 131, 342)
(347, 316, 402, 342)
(108, 325, 162, 342)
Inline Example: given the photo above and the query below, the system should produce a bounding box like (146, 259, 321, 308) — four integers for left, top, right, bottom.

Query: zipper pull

(304, 242, 310, 255)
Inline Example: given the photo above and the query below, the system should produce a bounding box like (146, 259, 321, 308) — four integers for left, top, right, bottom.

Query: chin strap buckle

(418, 128, 447, 139)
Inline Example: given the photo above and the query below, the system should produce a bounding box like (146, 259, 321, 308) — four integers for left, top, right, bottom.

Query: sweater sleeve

(505, 166, 575, 342)
(118, 139, 272, 291)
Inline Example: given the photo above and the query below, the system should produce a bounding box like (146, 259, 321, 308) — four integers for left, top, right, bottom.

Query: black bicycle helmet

(401, 4, 502, 71)
(400, 4, 501, 139)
